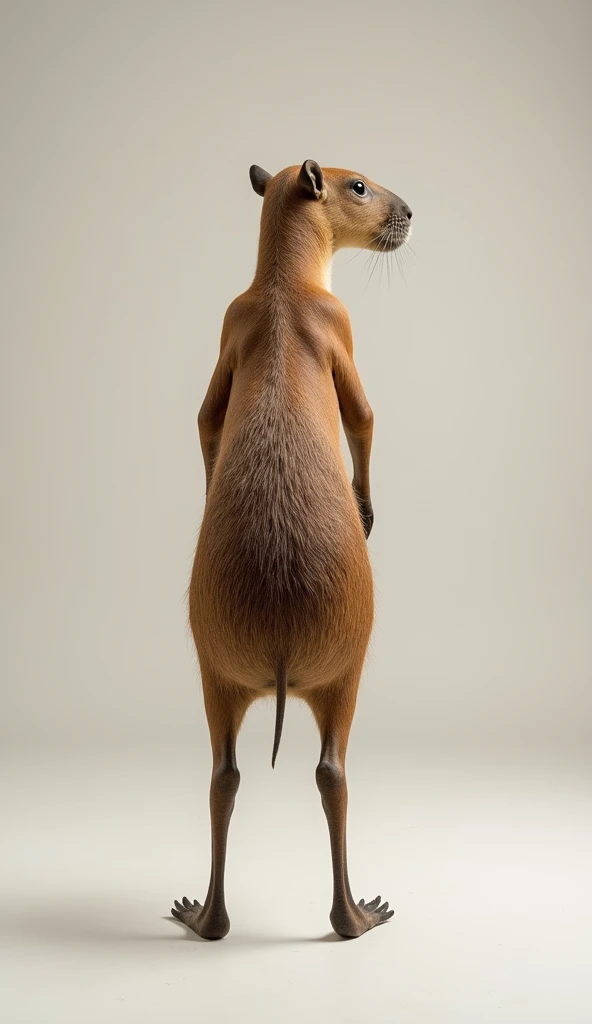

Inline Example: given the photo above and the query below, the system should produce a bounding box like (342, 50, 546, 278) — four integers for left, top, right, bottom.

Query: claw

(171, 897, 203, 923)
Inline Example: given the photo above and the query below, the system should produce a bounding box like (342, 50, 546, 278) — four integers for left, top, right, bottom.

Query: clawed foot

(171, 892, 392, 941)
(171, 896, 229, 940)
(331, 895, 394, 938)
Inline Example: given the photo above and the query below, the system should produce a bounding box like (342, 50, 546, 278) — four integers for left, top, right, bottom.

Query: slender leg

(307, 678, 394, 938)
(172, 677, 252, 939)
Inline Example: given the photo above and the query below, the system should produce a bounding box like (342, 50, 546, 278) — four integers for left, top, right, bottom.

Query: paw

(352, 485, 374, 539)
(357, 895, 394, 926)
(171, 896, 229, 940)
(171, 896, 201, 923)
(331, 894, 394, 938)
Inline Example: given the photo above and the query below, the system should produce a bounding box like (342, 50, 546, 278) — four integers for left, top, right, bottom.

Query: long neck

(252, 182, 333, 295)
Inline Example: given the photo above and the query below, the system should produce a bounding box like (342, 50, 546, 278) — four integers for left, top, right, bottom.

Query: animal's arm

(332, 343, 374, 538)
(197, 342, 233, 497)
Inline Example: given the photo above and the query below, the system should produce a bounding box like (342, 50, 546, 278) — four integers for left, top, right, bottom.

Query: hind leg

(306, 675, 394, 938)
(172, 672, 252, 939)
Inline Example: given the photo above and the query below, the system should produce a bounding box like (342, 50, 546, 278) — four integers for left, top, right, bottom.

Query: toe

(366, 896, 381, 911)
(182, 897, 192, 909)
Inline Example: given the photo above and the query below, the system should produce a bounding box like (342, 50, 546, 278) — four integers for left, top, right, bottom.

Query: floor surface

(2, 736, 591, 1023)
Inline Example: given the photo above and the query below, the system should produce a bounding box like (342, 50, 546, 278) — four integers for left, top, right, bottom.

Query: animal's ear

(249, 165, 272, 197)
(298, 159, 327, 201)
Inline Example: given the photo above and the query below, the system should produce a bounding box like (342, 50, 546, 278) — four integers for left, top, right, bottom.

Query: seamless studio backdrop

(1, 2, 591, 1023)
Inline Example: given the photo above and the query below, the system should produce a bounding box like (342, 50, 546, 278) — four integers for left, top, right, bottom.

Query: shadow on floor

(1, 897, 341, 949)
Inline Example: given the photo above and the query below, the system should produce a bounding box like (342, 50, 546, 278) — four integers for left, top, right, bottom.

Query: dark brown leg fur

(307, 677, 394, 938)
(172, 676, 252, 940)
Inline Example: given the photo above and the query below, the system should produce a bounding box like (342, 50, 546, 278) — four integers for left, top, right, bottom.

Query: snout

(374, 198, 412, 252)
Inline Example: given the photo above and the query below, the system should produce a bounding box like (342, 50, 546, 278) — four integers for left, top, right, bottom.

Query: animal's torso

(190, 290, 373, 687)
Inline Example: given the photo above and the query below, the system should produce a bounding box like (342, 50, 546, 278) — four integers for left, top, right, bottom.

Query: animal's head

(249, 160, 412, 253)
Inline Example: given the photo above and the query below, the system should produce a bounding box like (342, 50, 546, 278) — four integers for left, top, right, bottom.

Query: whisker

(395, 248, 409, 287)
(379, 222, 392, 293)
(345, 228, 390, 265)
(379, 240, 386, 291)
(362, 226, 389, 293)
(361, 227, 387, 273)
(361, 247, 380, 292)
(388, 234, 394, 292)
(363, 225, 388, 262)
(362, 252, 380, 293)
(359, 210, 419, 294)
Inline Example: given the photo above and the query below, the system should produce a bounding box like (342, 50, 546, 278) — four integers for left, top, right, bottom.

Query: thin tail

(271, 661, 287, 768)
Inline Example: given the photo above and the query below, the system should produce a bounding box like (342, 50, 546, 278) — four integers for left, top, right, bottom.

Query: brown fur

(171, 161, 412, 940)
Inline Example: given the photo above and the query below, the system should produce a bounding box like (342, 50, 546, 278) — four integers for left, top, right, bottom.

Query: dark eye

(351, 180, 367, 197)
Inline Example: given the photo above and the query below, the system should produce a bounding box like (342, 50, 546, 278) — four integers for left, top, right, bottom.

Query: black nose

(402, 203, 412, 220)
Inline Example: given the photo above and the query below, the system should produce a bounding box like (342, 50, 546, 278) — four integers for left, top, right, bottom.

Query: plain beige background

(1, 2, 591, 1022)
(2, 0, 591, 750)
